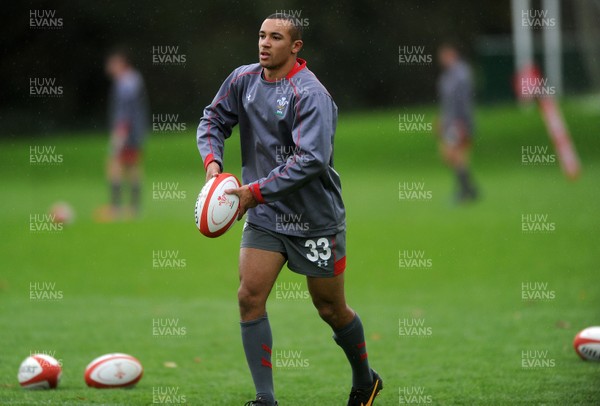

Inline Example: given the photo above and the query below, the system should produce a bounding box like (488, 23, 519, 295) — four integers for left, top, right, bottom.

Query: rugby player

(105, 48, 149, 219)
(197, 13, 383, 406)
(437, 42, 478, 202)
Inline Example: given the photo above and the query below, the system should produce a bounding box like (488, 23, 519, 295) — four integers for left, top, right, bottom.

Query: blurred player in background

(437, 42, 478, 202)
(102, 48, 149, 220)
(197, 13, 382, 406)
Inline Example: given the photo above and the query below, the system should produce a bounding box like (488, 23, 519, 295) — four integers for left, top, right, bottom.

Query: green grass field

(1, 101, 599, 405)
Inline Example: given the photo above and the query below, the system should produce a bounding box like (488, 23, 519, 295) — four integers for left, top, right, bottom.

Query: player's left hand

(225, 185, 258, 220)
(109, 125, 127, 156)
(109, 134, 125, 157)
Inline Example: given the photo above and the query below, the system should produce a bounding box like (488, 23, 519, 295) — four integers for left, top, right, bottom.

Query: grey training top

(197, 58, 346, 237)
(438, 60, 474, 136)
(108, 70, 149, 148)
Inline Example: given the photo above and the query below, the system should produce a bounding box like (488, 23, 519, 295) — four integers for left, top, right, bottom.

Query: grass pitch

(0, 100, 599, 405)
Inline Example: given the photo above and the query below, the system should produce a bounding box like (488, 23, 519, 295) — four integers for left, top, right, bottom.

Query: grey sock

(131, 182, 141, 213)
(333, 314, 373, 389)
(241, 314, 275, 405)
(456, 167, 473, 196)
(110, 182, 122, 208)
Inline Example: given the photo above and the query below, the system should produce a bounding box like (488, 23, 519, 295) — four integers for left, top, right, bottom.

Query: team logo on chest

(276, 96, 289, 116)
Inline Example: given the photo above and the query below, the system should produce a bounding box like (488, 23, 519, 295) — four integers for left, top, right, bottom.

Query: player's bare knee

(237, 286, 252, 307)
(314, 301, 338, 324)
(237, 286, 264, 313)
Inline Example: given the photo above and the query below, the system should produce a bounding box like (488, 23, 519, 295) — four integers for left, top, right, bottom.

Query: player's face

(438, 47, 457, 69)
(105, 56, 126, 79)
(258, 19, 300, 70)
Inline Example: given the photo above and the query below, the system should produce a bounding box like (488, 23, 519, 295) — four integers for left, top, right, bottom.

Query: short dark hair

(265, 13, 303, 41)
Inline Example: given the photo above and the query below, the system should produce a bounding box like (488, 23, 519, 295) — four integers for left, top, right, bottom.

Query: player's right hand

(205, 161, 221, 182)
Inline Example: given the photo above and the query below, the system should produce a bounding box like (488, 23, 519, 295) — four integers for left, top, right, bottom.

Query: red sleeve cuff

(204, 153, 217, 171)
(249, 182, 266, 204)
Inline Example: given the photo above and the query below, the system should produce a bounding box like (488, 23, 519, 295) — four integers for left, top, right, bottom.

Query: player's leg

(117, 147, 142, 218)
(441, 137, 476, 202)
(126, 159, 142, 217)
(290, 229, 381, 404)
(438, 140, 454, 167)
(306, 273, 353, 329)
(106, 155, 124, 216)
(284, 231, 381, 404)
(454, 141, 477, 200)
(239, 246, 285, 406)
(308, 274, 382, 405)
(239, 247, 284, 320)
(307, 274, 374, 388)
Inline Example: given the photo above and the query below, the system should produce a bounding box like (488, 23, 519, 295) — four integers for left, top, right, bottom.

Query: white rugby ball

(18, 354, 62, 389)
(85, 353, 143, 388)
(49, 201, 75, 224)
(574, 326, 600, 361)
(194, 173, 241, 238)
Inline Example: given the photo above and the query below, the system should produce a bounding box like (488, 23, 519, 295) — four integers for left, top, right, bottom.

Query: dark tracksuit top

(197, 58, 345, 237)
(438, 60, 474, 138)
(108, 70, 149, 148)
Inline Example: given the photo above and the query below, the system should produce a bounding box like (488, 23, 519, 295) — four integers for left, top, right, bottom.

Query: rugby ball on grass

(194, 173, 241, 238)
(574, 326, 600, 361)
(18, 354, 62, 389)
(49, 201, 75, 224)
(85, 353, 143, 388)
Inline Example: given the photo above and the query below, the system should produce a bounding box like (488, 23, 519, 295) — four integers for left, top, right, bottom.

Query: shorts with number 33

(240, 222, 346, 278)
